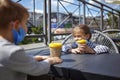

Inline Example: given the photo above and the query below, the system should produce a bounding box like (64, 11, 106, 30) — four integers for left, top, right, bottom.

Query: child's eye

(74, 36, 81, 38)
(77, 35, 81, 37)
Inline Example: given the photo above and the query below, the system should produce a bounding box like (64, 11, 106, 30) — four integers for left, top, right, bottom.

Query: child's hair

(73, 24, 92, 40)
(0, 0, 29, 29)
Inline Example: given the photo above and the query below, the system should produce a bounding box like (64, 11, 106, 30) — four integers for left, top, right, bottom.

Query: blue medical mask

(12, 27, 26, 45)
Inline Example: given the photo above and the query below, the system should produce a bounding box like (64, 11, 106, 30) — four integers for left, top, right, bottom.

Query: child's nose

(77, 37, 82, 39)
(75, 37, 80, 40)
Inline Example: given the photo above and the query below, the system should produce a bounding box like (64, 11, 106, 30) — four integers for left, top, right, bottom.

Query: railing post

(118, 14, 120, 29)
(83, 1, 86, 24)
(33, 0, 36, 26)
(111, 11, 114, 28)
(43, 0, 48, 45)
(48, 0, 52, 44)
(100, 5, 103, 31)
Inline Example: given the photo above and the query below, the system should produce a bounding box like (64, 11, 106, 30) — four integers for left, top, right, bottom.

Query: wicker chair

(62, 30, 119, 54)
(103, 29, 120, 53)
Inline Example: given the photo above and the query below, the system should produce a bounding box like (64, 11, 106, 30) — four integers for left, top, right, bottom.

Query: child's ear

(86, 34, 90, 40)
(13, 20, 20, 30)
(9, 20, 20, 30)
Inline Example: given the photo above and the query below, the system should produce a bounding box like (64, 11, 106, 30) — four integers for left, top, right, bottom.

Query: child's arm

(94, 45, 109, 54)
(34, 55, 62, 64)
(62, 45, 80, 54)
(76, 44, 95, 54)
(34, 55, 50, 61)
(62, 42, 78, 53)
(62, 44, 72, 53)
(68, 48, 80, 54)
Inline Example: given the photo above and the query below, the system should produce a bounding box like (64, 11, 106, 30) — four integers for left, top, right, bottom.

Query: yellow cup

(77, 39, 87, 48)
(49, 43, 62, 57)
(77, 39, 87, 44)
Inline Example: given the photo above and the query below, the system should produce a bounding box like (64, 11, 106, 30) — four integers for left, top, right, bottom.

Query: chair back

(103, 29, 120, 53)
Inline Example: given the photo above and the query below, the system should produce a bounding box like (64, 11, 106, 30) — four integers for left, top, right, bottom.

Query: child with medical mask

(62, 24, 109, 54)
(0, 0, 62, 80)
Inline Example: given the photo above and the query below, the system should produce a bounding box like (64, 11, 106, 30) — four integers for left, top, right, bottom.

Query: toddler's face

(73, 30, 88, 41)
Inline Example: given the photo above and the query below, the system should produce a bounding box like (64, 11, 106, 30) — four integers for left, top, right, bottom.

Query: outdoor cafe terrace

(7, 0, 120, 80)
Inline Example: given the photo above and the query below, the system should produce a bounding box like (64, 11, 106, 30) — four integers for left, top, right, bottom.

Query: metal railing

(16, 0, 120, 46)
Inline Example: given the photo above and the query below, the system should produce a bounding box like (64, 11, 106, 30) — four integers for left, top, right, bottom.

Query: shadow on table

(62, 59, 75, 62)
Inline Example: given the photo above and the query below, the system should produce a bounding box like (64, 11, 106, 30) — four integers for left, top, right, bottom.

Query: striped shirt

(62, 40, 109, 54)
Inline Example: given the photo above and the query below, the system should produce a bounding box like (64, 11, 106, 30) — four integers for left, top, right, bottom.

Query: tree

(107, 12, 119, 29)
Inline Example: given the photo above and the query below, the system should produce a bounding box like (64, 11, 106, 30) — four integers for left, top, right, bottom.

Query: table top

(26, 48, 120, 79)
(71, 54, 120, 78)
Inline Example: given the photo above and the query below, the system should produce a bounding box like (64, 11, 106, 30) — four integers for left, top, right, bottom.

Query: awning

(105, 0, 120, 4)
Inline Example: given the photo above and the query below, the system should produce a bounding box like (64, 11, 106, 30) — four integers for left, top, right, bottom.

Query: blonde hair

(0, 0, 29, 29)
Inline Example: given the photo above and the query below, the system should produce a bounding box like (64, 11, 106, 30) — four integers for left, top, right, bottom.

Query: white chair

(103, 29, 120, 53)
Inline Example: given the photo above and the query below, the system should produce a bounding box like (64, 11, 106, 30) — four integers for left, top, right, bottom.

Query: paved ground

(20, 40, 63, 50)
(20, 42, 47, 50)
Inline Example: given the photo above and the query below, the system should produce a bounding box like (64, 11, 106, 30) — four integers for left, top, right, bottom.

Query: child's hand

(78, 44, 87, 53)
(34, 55, 50, 61)
(71, 44, 88, 54)
(79, 44, 95, 54)
(69, 44, 86, 54)
(71, 48, 81, 54)
(85, 45, 95, 54)
(46, 57, 62, 65)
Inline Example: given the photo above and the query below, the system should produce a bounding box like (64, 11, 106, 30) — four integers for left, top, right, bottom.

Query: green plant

(107, 12, 119, 29)
(19, 23, 43, 45)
